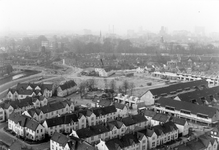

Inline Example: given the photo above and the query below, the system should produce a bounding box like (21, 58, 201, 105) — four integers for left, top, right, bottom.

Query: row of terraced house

(6, 80, 77, 100)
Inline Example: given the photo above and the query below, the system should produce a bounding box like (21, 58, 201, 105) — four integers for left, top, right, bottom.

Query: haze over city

(1, 0, 219, 35)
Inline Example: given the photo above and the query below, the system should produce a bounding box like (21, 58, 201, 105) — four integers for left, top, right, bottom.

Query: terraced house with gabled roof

(8, 113, 45, 141)
(57, 80, 77, 97)
(50, 132, 96, 150)
(7, 82, 55, 100)
(96, 133, 147, 150)
(42, 112, 87, 136)
(22, 100, 74, 122)
(0, 96, 48, 122)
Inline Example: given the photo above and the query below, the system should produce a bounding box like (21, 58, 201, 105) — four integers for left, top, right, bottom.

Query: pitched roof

(138, 128, 155, 137)
(99, 99, 112, 107)
(175, 134, 215, 150)
(148, 79, 208, 97)
(132, 114, 147, 123)
(176, 86, 219, 104)
(76, 124, 109, 139)
(152, 113, 169, 123)
(143, 110, 156, 117)
(45, 113, 78, 127)
(156, 98, 218, 118)
(9, 113, 41, 131)
(114, 102, 126, 110)
(25, 119, 40, 131)
(121, 117, 137, 126)
(106, 133, 140, 150)
(171, 116, 186, 126)
(92, 105, 117, 117)
(27, 100, 72, 115)
(59, 80, 77, 90)
(152, 121, 178, 136)
(51, 132, 69, 147)
(51, 132, 96, 150)
(108, 120, 124, 129)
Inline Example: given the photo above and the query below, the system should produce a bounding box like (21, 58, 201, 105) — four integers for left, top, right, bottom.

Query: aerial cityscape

(0, 0, 219, 150)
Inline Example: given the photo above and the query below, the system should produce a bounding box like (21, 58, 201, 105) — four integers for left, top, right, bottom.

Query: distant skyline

(0, 0, 219, 35)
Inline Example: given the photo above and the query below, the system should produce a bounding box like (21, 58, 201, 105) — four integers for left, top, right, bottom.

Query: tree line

(78, 78, 135, 98)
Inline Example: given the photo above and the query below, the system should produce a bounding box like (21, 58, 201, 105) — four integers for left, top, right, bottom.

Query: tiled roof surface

(9, 113, 40, 131)
(114, 102, 126, 110)
(171, 116, 186, 126)
(59, 80, 77, 90)
(106, 134, 140, 150)
(156, 98, 218, 118)
(143, 110, 156, 117)
(177, 86, 219, 104)
(152, 113, 169, 123)
(92, 105, 116, 117)
(76, 124, 109, 139)
(149, 79, 208, 97)
(152, 121, 178, 136)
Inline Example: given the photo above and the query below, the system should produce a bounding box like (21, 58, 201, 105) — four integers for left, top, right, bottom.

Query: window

(180, 110, 191, 115)
(165, 106, 175, 111)
(143, 140, 146, 143)
(152, 136, 155, 140)
(82, 119, 84, 123)
(152, 142, 156, 147)
(41, 129, 43, 132)
(105, 132, 108, 136)
(114, 130, 117, 134)
(36, 130, 39, 133)
(142, 146, 146, 150)
(91, 117, 94, 121)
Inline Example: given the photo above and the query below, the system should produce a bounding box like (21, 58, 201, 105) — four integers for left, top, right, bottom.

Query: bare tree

(86, 78, 96, 91)
(129, 82, 135, 95)
(122, 80, 129, 94)
(79, 81, 86, 98)
(109, 79, 116, 92)
(104, 78, 108, 90)
(118, 86, 123, 94)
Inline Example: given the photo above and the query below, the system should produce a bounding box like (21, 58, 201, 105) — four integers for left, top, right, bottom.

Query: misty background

(1, 0, 219, 36)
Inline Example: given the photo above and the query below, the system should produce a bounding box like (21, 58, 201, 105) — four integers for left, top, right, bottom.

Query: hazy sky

(0, 0, 219, 35)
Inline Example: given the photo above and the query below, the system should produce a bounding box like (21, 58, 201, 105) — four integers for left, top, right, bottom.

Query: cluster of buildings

(1, 74, 219, 150)
(6, 80, 77, 100)
(7, 82, 56, 100)
(152, 71, 219, 86)
(0, 96, 48, 121)
(115, 79, 208, 106)
(8, 99, 75, 141)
